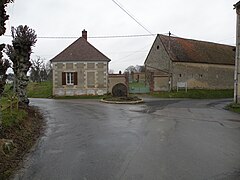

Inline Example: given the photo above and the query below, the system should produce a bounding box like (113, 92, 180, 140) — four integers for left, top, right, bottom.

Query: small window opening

(179, 74, 182, 77)
(157, 45, 159, 49)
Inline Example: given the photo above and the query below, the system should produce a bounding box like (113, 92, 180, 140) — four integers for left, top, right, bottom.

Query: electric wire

(112, 0, 154, 35)
(3, 34, 156, 39)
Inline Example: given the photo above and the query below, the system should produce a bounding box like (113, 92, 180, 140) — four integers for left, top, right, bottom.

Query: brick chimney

(82, 29, 87, 40)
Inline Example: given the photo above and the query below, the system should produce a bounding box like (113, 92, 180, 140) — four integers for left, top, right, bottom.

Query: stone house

(51, 30, 110, 96)
(144, 34, 235, 91)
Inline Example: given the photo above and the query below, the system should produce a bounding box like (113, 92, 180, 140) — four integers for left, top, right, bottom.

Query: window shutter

(74, 72, 78, 85)
(62, 72, 66, 85)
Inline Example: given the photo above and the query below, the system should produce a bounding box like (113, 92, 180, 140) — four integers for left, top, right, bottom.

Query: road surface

(14, 98, 240, 180)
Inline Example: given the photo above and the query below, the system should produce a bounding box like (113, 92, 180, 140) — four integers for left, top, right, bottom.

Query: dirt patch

(0, 106, 44, 180)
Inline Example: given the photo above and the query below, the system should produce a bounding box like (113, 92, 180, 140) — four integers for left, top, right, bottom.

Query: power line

(112, 0, 154, 35)
(111, 43, 153, 63)
(3, 33, 156, 39)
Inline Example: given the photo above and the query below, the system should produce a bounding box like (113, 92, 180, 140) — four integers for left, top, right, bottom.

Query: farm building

(144, 34, 235, 91)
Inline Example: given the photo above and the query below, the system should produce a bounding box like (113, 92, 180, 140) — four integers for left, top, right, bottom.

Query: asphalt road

(14, 98, 240, 180)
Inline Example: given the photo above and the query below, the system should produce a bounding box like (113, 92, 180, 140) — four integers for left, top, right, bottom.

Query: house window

(157, 45, 160, 49)
(62, 72, 78, 85)
(66, 72, 74, 85)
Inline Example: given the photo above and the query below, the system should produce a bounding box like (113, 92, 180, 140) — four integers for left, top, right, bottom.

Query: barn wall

(172, 62, 234, 89)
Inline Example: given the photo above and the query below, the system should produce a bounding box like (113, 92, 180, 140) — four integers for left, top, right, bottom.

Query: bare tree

(137, 65, 145, 73)
(6, 25, 37, 106)
(30, 57, 44, 82)
(45, 60, 52, 81)
(124, 65, 137, 74)
(30, 58, 52, 82)
(40, 63, 48, 81)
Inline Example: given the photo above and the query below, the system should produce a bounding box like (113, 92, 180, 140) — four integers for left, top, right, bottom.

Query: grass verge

(151, 89, 234, 99)
(225, 103, 240, 113)
(0, 98, 44, 179)
(102, 95, 141, 102)
(27, 81, 52, 98)
(54, 95, 104, 99)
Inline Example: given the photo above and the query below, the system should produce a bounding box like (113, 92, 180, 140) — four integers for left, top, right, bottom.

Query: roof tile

(51, 37, 110, 62)
(159, 35, 235, 65)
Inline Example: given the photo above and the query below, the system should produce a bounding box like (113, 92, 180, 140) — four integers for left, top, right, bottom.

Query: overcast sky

(0, 0, 238, 72)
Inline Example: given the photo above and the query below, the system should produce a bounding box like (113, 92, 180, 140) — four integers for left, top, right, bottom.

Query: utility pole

(234, 2, 240, 104)
(168, 31, 172, 92)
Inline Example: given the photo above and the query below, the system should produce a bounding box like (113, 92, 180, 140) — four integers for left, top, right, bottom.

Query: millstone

(112, 83, 128, 97)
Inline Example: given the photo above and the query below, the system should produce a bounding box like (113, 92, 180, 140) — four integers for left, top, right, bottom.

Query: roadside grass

(151, 89, 234, 99)
(225, 103, 240, 113)
(27, 81, 102, 99)
(27, 81, 52, 98)
(0, 105, 43, 180)
(54, 95, 104, 99)
(1, 87, 44, 179)
(0, 96, 27, 128)
(1, 108, 27, 127)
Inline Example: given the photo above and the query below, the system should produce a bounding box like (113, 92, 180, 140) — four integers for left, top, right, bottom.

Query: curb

(100, 99, 144, 104)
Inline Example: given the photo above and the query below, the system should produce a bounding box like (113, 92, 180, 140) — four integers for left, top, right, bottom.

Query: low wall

(108, 74, 128, 94)
(153, 75, 169, 91)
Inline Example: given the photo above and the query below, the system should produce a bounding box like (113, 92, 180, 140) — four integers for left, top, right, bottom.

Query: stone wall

(108, 74, 128, 94)
(172, 62, 234, 89)
(153, 75, 169, 91)
(145, 35, 170, 73)
(131, 72, 146, 83)
(52, 61, 108, 96)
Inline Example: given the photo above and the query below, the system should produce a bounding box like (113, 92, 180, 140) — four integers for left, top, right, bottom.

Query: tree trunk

(15, 57, 31, 106)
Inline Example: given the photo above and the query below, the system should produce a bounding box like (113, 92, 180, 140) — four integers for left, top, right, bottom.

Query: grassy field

(27, 81, 52, 98)
(151, 89, 234, 99)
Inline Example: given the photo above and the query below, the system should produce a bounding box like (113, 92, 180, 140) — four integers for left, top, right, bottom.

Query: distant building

(51, 30, 110, 96)
(144, 34, 235, 91)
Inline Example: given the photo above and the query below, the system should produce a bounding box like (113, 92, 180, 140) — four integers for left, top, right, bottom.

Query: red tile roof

(159, 35, 235, 65)
(51, 37, 110, 62)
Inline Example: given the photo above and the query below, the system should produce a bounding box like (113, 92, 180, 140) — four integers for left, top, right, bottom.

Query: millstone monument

(112, 83, 128, 97)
